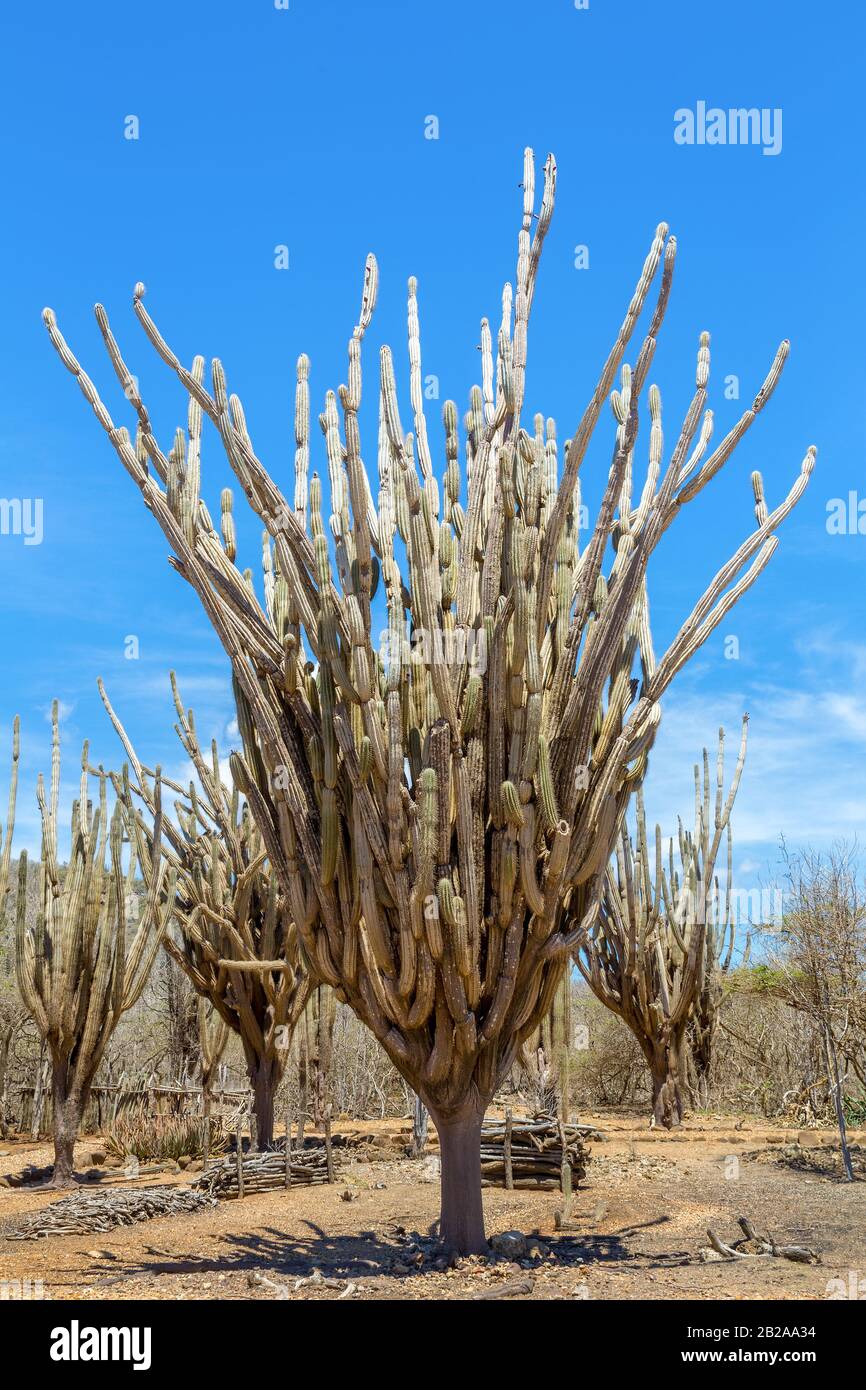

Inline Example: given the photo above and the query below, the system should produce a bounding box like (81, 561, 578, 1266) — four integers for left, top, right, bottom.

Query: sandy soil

(0, 1112, 863, 1301)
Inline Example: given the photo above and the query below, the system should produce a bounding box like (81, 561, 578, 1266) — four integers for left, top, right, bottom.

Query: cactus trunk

(246, 1051, 280, 1151)
(645, 1032, 687, 1130)
(49, 1063, 84, 1188)
(429, 1096, 487, 1255)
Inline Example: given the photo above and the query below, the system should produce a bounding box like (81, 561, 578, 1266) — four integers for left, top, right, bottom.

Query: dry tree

(44, 148, 814, 1250)
(578, 719, 748, 1127)
(14, 702, 172, 1185)
(99, 676, 315, 1148)
(761, 845, 866, 1177)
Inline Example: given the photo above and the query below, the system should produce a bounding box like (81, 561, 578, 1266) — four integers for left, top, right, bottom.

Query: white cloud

(639, 648, 866, 869)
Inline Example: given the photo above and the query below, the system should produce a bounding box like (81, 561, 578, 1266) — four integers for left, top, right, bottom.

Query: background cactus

(0, 716, 19, 911)
(14, 702, 173, 1184)
(578, 719, 749, 1127)
(44, 148, 814, 1249)
(100, 675, 315, 1148)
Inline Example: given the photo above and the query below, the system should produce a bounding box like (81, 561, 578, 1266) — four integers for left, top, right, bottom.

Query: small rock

(420, 1155, 441, 1183)
(797, 1130, 822, 1148)
(490, 1230, 527, 1260)
(90, 1151, 106, 1166)
(177, 1155, 192, 1170)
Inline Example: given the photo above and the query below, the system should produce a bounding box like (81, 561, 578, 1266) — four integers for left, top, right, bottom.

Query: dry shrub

(106, 1108, 228, 1163)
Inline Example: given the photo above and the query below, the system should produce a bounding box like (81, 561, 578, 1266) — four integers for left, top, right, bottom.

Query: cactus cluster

(100, 674, 314, 1149)
(44, 148, 814, 1249)
(14, 702, 173, 1184)
(579, 718, 749, 1127)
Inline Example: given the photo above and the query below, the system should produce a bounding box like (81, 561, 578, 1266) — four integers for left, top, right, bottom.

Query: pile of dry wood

(192, 1143, 335, 1200)
(480, 1113, 596, 1190)
(4, 1185, 216, 1240)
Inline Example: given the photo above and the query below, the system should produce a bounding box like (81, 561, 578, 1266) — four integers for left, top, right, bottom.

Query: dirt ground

(0, 1111, 863, 1301)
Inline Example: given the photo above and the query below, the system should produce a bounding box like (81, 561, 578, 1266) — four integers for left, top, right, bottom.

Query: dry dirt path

(0, 1114, 862, 1301)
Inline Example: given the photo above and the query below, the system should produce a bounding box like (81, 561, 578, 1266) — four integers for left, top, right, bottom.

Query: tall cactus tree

(0, 717, 20, 911)
(15, 703, 172, 1185)
(100, 676, 315, 1147)
(44, 149, 814, 1250)
(578, 719, 748, 1127)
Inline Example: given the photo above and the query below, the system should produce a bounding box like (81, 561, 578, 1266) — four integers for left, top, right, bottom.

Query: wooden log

(324, 1114, 334, 1183)
(216, 959, 291, 973)
(236, 1124, 244, 1200)
(285, 1102, 292, 1189)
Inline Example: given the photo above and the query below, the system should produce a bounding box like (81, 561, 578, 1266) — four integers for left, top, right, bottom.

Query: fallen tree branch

(702, 1216, 819, 1265)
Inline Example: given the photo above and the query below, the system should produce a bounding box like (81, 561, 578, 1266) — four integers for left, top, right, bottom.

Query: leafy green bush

(843, 1094, 866, 1126)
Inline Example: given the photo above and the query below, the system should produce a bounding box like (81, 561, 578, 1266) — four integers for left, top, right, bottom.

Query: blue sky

(0, 0, 863, 922)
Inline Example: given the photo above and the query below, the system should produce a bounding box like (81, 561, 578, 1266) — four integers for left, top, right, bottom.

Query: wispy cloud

(640, 630, 866, 877)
